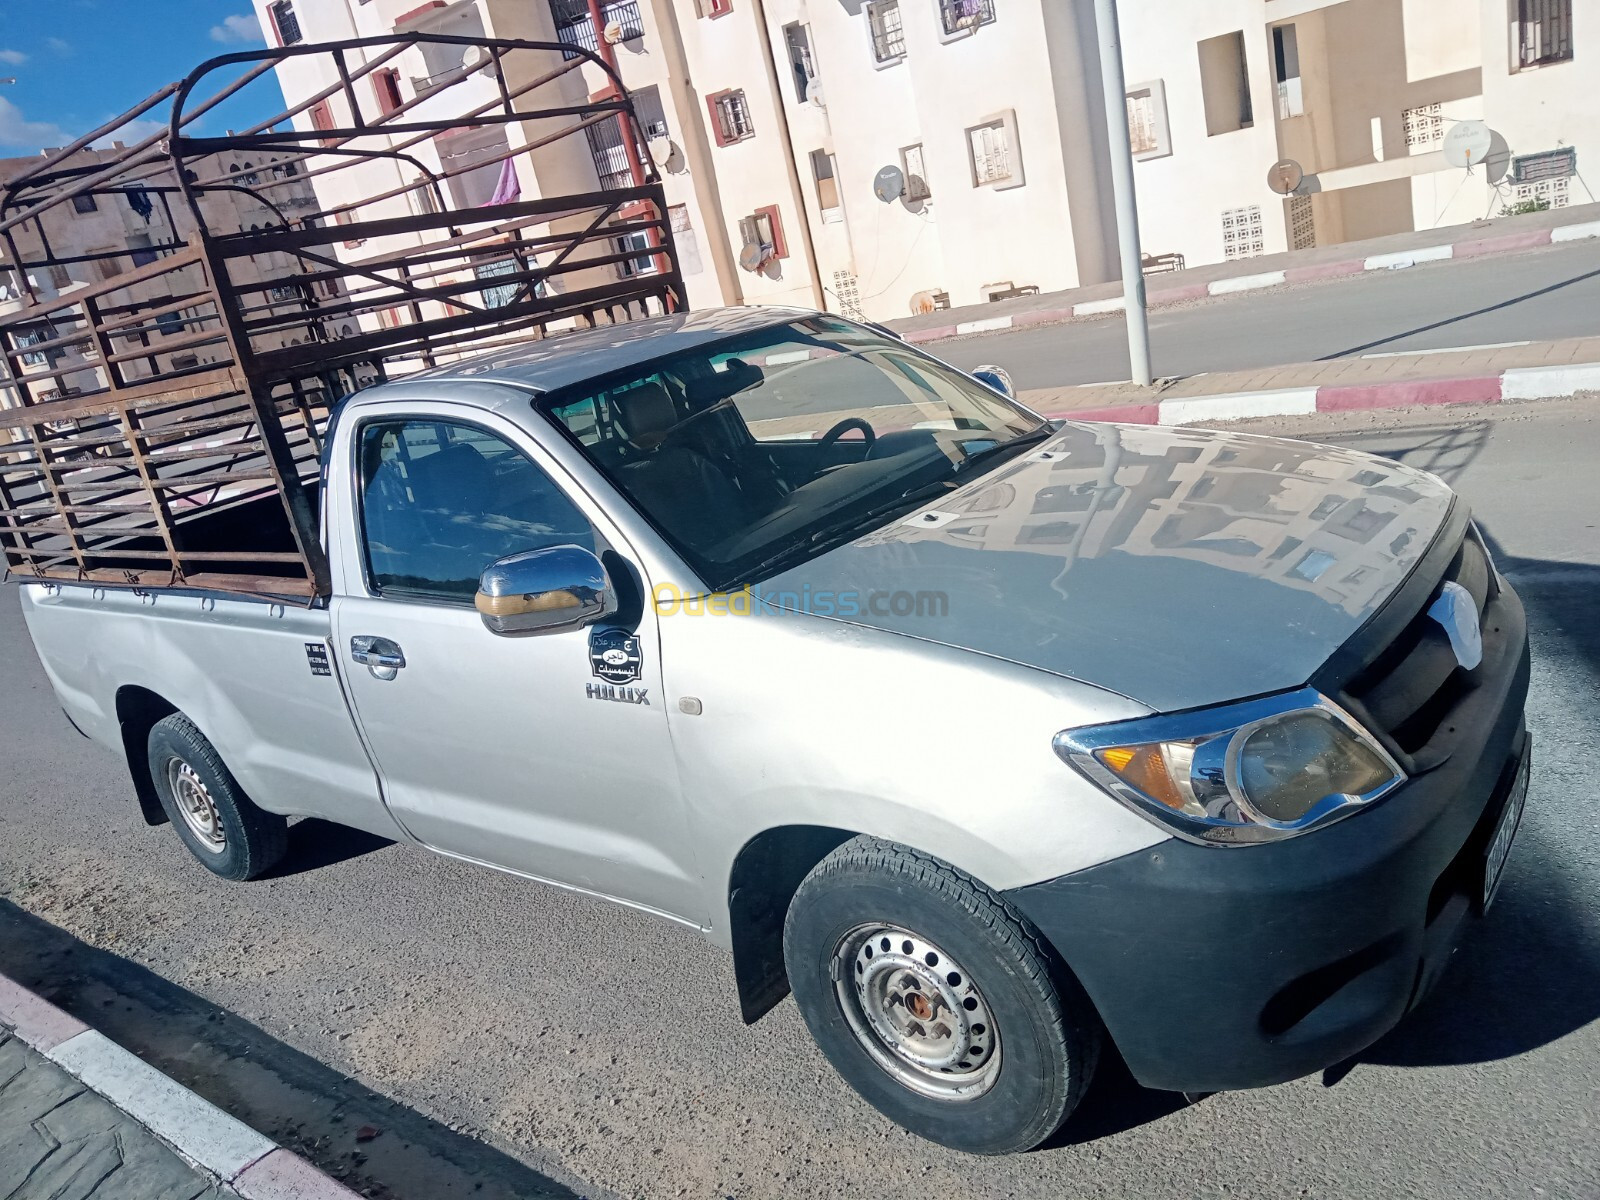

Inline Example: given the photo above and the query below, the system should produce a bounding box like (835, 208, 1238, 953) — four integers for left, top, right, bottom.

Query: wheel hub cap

(168, 759, 226, 851)
(833, 923, 1001, 1100)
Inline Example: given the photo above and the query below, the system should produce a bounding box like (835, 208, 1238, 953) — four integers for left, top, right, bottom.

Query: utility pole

(1092, 0, 1153, 387)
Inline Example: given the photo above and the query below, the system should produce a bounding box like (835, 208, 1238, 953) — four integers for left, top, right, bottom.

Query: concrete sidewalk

(889, 201, 1600, 345)
(0, 974, 359, 1200)
(1019, 335, 1600, 426)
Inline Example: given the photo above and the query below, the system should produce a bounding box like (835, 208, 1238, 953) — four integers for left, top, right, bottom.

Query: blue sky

(0, 1, 284, 155)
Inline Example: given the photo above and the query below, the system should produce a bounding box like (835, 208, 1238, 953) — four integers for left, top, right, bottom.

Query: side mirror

(475, 545, 617, 637)
(972, 365, 1016, 399)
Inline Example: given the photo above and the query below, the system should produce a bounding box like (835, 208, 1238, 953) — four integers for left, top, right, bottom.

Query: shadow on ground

(0, 900, 589, 1200)
(265, 817, 395, 879)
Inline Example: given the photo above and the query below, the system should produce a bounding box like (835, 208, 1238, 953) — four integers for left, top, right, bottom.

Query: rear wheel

(783, 836, 1101, 1155)
(147, 713, 287, 881)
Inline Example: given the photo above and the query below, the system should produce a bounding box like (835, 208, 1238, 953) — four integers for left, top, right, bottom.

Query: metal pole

(1092, 0, 1153, 387)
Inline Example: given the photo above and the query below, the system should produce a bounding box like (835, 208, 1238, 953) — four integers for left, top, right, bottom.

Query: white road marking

(955, 316, 1014, 335)
(1551, 220, 1600, 243)
(1365, 245, 1454, 270)
(1361, 342, 1531, 359)
(1159, 388, 1320, 425)
(1208, 271, 1287, 295)
(1501, 363, 1600, 400)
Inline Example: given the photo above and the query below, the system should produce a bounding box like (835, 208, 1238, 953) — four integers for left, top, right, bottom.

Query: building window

(938, 0, 994, 37)
(784, 23, 817, 102)
(309, 99, 336, 147)
(127, 232, 158, 268)
(901, 143, 931, 201)
(1272, 24, 1303, 118)
(697, 0, 732, 15)
(1403, 103, 1444, 151)
(810, 150, 841, 220)
(47, 264, 72, 291)
(1518, 0, 1573, 67)
(15, 324, 56, 368)
(1125, 80, 1172, 160)
(739, 206, 786, 266)
(967, 111, 1023, 190)
(616, 229, 657, 277)
(335, 210, 365, 249)
(865, 1, 906, 64)
(1198, 31, 1253, 135)
(268, 0, 302, 46)
(474, 255, 527, 307)
(372, 68, 403, 116)
(550, 0, 644, 58)
(707, 89, 754, 146)
(585, 85, 665, 189)
(1221, 205, 1265, 260)
(71, 193, 97, 214)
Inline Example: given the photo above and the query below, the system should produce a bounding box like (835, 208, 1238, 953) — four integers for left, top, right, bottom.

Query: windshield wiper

(954, 426, 1054, 476)
(729, 479, 957, 589)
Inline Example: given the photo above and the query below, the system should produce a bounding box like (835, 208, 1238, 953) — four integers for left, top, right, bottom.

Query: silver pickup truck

(20, 308, 1531, 1154)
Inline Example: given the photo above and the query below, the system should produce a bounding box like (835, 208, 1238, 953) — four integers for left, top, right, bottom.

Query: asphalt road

(935, 240, 1600, 389)
(1, 398, 1597, 1199)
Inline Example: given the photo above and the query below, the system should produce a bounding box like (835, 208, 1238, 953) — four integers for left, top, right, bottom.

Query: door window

(358, 418, 594, 601)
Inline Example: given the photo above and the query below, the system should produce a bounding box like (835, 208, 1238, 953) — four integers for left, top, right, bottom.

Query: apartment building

(249, 0, 1592, 326)
(0, 144, 323, 413)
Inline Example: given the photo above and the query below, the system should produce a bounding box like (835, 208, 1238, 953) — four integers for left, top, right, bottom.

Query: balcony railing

(551, 0, 644, 58)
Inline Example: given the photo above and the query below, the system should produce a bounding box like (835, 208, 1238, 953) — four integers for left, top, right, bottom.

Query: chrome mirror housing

(972, 365, 1015, 398)
(475, 545, 617, 637)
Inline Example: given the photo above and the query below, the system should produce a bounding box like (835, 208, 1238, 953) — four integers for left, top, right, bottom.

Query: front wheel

(783, 837, 1101, 1155)
(147, 713, 287, 881)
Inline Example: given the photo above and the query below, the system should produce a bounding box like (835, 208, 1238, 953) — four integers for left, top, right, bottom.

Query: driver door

(332, 410, 702, 922)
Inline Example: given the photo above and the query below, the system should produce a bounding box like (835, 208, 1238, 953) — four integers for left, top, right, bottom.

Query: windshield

(540, 316, 1047, 591)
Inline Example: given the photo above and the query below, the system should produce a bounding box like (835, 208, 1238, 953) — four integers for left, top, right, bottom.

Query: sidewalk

(889, 201, 1600, 345)
(1019, 335, 1600, 426)
(0, 974, 359, 1200)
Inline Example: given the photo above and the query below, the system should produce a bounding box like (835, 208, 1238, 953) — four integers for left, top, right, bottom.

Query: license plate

(1482, 749, 1530, 911)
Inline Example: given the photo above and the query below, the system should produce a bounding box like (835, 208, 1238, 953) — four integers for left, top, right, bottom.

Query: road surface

(1, 398, 1596, 1199)
(935, 239, 1600, 389)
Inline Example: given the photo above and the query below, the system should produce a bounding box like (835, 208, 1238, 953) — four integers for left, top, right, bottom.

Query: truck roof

(398, 305, 811, 397)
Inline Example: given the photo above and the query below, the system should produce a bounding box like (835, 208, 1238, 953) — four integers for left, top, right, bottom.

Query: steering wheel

(818, 417, 876, 452)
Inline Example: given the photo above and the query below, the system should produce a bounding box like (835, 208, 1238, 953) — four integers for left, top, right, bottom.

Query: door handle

(350, 635, 406, 678)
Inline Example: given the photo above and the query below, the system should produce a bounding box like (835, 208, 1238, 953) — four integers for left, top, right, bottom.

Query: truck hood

(764, 421, 1455, 712)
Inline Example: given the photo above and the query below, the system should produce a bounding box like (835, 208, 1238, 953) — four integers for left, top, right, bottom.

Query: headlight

(1055, 689, 1405, 845)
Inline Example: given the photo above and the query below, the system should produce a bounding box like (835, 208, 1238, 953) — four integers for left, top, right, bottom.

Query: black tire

(783, 836, 1100, 1155)
(147, 713, 287, 881)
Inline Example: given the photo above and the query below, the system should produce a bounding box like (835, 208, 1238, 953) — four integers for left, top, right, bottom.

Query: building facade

(249, 0, 1595, 324)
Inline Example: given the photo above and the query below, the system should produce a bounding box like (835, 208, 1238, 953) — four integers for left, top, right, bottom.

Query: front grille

(1341, 529, 1497, 760)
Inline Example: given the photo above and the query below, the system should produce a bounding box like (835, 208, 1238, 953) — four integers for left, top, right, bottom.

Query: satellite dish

(873, 165, 906, 204)
(738, 243, 766, 273)
(603, 21, 626, 44)
(809, 81, 826, 109)
(1444, 121, 1493, 169)
(909, 290, 940, 316)
(1267, 158, 1305, 195)
(648, 136, 676, 167)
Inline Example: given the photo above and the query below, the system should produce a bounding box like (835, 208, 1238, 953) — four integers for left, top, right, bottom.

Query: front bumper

(1007, 585, 1531, 1094)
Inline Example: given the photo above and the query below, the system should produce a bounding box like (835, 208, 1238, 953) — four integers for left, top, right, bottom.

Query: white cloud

(44, 37, 71, 55)
(209, 14, 263, 44)
(0, 96, 72, 152)
(90, 117, 170, 150)
(0, 49, 27, 66)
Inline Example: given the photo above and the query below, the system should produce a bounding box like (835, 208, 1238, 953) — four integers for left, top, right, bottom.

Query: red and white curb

(901, 217, 1600, 345)
(0, 973, 360, 1200)
(1042, 361, 1600, 427)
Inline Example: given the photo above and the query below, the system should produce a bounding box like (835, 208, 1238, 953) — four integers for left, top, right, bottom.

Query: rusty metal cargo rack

(0, 33, 682, 599)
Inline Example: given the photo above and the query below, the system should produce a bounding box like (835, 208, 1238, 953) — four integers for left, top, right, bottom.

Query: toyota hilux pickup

(16, 307, 1531, 1153)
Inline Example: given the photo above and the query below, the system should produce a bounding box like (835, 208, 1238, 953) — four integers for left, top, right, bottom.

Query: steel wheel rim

(167, 758, 226, 852)
(832, 922, 1001, 1101)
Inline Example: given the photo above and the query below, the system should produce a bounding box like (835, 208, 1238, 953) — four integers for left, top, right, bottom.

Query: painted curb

(895, 216, 1597, 343)
(0, 972, 360, 1199)
(1037, 360, 1599, 428)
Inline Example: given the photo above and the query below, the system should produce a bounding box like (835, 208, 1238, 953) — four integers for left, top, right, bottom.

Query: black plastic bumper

(1007, 588, 1531, 1094)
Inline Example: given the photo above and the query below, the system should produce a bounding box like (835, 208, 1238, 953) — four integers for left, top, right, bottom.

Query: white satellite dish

(1444, 121, 1493, 169)
(647, 136, 676, 167)
(738, 243, 766, 273)
(603, 21, 625, 44)
(873, 165, 906, 204)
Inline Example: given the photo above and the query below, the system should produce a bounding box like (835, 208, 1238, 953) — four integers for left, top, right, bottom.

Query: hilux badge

(1427, 581, 1483, 671)
(589, 628, 643, 685)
